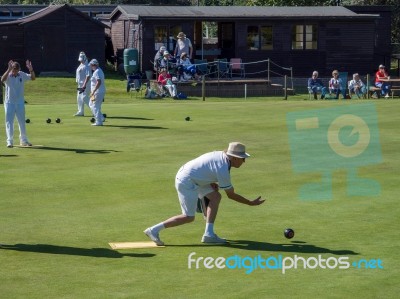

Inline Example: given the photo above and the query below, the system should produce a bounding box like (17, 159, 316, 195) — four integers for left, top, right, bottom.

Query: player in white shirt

(1, 60, 35, 148)
(88, 59, 106, 126)
(144, 142, 265, 245)
(74, 52, 91, 116)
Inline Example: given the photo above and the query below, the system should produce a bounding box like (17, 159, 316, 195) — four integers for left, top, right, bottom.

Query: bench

(391, 86, 400, 99)
(368, 86, 381, 99)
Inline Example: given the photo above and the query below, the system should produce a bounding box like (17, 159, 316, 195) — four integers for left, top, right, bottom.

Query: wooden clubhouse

(107, 5, 392, 77)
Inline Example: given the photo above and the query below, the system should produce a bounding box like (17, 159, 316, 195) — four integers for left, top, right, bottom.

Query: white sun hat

(226, 142, 250, 158)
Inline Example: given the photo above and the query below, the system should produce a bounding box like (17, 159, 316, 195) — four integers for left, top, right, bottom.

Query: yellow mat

(109, 241, 165, 249)
(14, 145, 44, 148)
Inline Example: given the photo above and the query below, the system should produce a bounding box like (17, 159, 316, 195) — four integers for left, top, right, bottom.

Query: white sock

(204, 223, 214, 236)
(151, 222, 165, 234)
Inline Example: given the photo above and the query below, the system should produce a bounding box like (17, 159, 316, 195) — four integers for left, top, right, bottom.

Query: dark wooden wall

(0, 26, 25, 70)
(0, 6, 105, 74)
(110, 14, 383, 77)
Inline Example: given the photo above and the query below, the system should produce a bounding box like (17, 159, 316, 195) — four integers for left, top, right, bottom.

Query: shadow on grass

(105, 125, 168, 130)
(0, 243, 155, 258)
(0, 154, 18, 157)
(228, 240, 358, 255)
(105, 116, 154, 121)
(168, 240, 358, 255)
(17, 146, 119, 154)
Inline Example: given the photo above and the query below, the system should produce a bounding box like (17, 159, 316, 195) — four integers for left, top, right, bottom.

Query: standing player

(88, 59, 106, 126)
(144, 142, 265, 245)
(1, 60, 35, 148)
(74, 51, 91, 116)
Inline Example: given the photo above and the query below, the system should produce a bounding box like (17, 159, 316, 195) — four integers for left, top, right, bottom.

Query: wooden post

(290, 67, 294, 92)
(202, 75, 205, 101)
(0, 82, 3, 104)
(366, 74, 370, 99)
(284, 75, 287, 100)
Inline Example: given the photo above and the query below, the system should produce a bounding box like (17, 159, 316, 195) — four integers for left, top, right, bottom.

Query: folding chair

(127, 74, 144, 98)
(308, 86, 327, 100)
(338, 72, 348, 99)
(194, 59, 210, 77)
(214, 58, 229, 78)
(348, 80, 366, 99)
(229, 58, 245, 78)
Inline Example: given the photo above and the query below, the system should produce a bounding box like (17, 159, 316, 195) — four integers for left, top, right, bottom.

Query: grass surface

(0, 76, 399, 298)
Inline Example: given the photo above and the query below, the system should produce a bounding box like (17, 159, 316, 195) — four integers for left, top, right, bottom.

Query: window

(154, 25, 182, 52)
(260, 26, 273, 50)
(247, 26, 273, 50)
(292, 25, 318, 50)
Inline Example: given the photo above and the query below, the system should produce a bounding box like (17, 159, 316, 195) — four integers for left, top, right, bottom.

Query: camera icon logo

(287, 103, 382, 200)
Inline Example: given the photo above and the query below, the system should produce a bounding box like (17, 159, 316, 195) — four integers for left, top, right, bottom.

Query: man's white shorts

(175, 175, 214, 217)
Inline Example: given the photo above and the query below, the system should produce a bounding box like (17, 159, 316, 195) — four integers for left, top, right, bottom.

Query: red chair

(229, 58, 245, 78)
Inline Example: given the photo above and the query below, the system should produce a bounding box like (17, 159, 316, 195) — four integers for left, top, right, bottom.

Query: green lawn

(0, 76, 398, 298)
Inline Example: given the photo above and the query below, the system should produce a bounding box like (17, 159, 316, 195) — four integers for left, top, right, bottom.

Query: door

(25, 26, 66, 72)
(219, 22, 235, 59)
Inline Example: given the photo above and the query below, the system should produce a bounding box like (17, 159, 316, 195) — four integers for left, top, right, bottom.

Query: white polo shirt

(90, 68, 106, 94)
(4, 72, 31, 104)
(76, 63, 90, 86)
(178, 151, 232, 190)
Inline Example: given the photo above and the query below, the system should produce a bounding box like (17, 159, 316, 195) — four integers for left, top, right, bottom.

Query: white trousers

(165, 84, 177, 97)
(175, 167, 215, 216)
(89, 92, 104, 125)
(76, 89, 90, 115)
(4, 102, 29, 145)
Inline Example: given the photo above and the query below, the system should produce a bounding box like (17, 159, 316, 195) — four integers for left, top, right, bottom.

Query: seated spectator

(157, 68, 178, 99)
(308, 71, 327, 99)
(375, 64, 391, 98)
(348, 73, 367, 98)
(159, 51, 177, 75)
(154, 45, 166, 72)
(177, 52, 200, 82)
(329, 70, 344, 99)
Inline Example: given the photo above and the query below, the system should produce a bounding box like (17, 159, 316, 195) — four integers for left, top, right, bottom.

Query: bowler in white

(144, 142, 265, 245)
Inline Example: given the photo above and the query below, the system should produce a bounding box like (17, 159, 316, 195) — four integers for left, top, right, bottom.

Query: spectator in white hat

(144, 142, 265, 246)
(88, 59, 106, 126)
(174, 32, 193, 60)
(74, 51, 91, 116)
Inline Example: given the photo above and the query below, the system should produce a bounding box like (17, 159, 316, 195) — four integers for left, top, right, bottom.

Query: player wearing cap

(74, 51, 91, 116)
(144, 142, 265, 245)
(375, 64, 391, 98)
(88, 59, 106, 126)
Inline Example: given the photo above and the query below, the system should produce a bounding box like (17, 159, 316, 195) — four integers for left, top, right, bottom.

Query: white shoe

(384, 94, 389, 98)
(144, 228, 164, 246)
(201, 234, 228, 244)
(91, 123, 103, 126)
(20, 142, 32, 147)
(74, 113, 84, 116)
